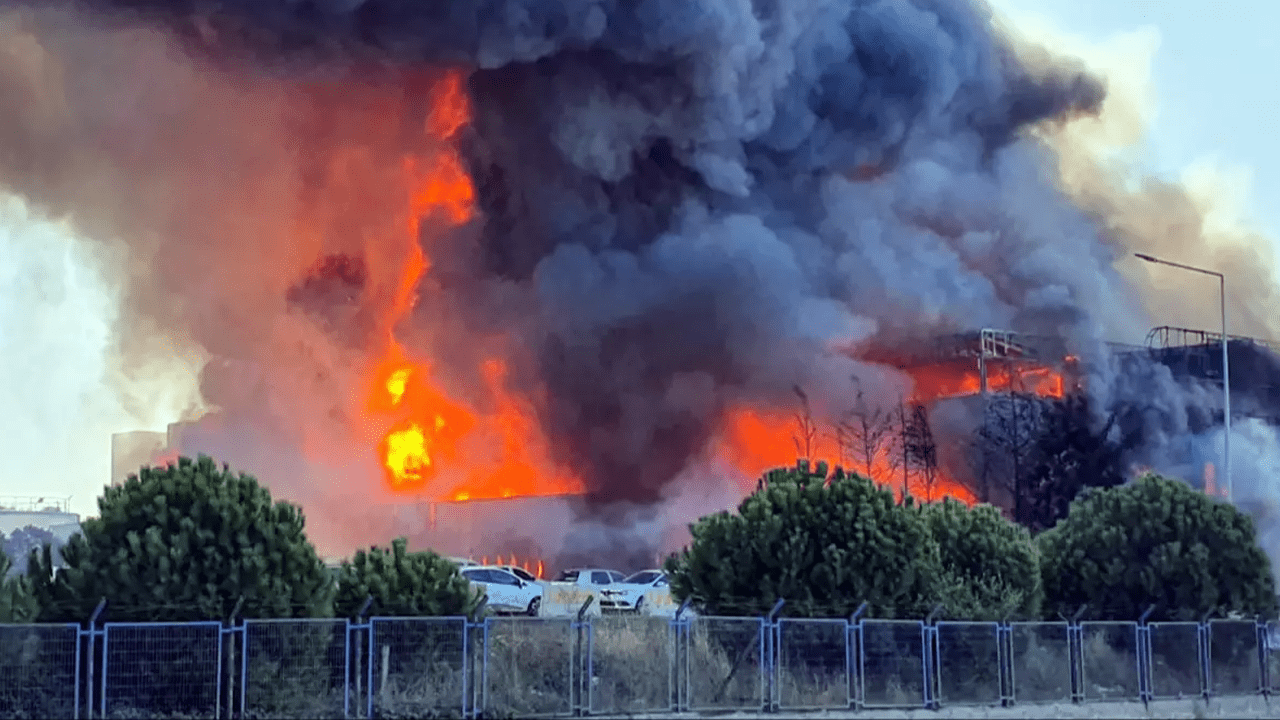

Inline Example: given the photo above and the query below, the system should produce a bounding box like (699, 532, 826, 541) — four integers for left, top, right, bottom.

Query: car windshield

(556, 570, 579, 582)
(507, 567, 536, 582)
(625, 571, 662, 585)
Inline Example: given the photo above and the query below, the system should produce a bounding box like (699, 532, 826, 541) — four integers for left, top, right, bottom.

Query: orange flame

(365, 71, 475, 491)
(720, 409, 978, 505)
(362, 70, 582, 501)
(346, 67, 1068, 514)
(475, 554, 544, 577)
(909, 362, 1065, 402)
(717, 360, 1070, 506)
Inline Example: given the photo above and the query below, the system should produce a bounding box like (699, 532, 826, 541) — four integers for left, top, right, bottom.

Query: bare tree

(902, 404, 940, 501)
(838, 379, 896, 481)
(882, 398, 914, 501)
(973, 391, 1046, 523)
(792, 385, 818, 461)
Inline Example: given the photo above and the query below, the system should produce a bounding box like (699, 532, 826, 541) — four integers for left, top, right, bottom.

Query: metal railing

(0, 609, 1276, 718)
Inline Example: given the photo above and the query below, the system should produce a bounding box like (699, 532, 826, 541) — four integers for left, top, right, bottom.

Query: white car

(460, 566, 544, 616)
(498, 565, 540, 583)
(600, 569, 669, 613)
(554, 568, 626, 587)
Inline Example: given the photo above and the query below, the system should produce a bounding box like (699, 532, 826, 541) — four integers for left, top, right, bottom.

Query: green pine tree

(0, 553, 39, 623)
(665, 462, 942, 618)
(28, 455, 335, 622)
(335, 537, 481, 618)
(1039, 473, 1278, 621)
(922, 497, 1043, 621)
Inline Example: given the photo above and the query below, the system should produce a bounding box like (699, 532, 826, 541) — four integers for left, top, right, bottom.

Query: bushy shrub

(28, 454, 335, 623)
(335, 537, 480, 618)
(665, 462, 942, 618)
(1038, 473, 1278, 621)
(0, 553, 38, 623)
(923, 497, 1043, 620)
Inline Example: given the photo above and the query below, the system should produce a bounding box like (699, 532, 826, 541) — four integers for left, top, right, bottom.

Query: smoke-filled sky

(990, 0, 1280, 249)
(0, 0, 1275, 533)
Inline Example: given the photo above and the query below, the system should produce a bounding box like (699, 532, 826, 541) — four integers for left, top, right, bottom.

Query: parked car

(497, 565, 540, 584)
(554, 568, 626, 587)
(600, 569, 669, 613)
(461, 566, 544, 616)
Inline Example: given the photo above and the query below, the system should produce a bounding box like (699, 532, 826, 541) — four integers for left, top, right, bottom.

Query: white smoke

(1194, 421, 1280, 580)
(0, 195, 201, 516)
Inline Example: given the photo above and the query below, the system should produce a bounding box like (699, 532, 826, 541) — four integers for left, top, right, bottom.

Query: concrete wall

(0, 510, 81, 536)
(419, 494, 583, 569)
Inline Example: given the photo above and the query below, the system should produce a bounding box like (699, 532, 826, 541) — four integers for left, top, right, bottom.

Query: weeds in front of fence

(0, 612, 1276, 719)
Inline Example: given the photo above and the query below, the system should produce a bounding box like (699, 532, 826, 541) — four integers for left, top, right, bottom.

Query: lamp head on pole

(1134, 253, 1158, 263)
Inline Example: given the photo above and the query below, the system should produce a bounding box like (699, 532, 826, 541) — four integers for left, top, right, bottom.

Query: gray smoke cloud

(0, 0, 1275, 562)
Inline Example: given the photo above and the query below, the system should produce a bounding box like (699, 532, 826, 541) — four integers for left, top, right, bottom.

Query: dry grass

(56, 615, 1273, 719)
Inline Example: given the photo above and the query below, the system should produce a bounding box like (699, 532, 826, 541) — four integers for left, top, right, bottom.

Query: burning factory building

(8, 0, 1280, 572)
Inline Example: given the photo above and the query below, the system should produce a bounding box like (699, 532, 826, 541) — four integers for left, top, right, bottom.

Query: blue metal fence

(0, 611, 1275, 718)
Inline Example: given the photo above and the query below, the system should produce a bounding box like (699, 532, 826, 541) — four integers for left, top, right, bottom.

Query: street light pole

(1135, 253, 1231, 501)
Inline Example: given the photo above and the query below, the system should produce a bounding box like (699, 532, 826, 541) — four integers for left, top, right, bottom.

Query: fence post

(1198, 610, 1213, 702)
(848, 602, 867, 711)
(1136, 604, 1156, 706)
(573, 595, 594, 716)
(997, 615, 1013, 708)
(348, 596, 372, 720)
(764, 598, 785, 712)
(923, 604, 943, 710)
(222, 596, 243, 720)
(84, 598, 106, 720)
(468, 594, 488, 719)
(1067, 604, 1088, 704)
(672, 599, 692, 712)
(1256, 616, 1269, 697)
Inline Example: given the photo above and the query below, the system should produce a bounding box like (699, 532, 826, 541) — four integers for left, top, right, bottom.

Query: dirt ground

(592, 696, 1277, 718)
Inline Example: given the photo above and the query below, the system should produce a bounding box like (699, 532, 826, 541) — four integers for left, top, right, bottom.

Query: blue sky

(992, 0, 1280, 241)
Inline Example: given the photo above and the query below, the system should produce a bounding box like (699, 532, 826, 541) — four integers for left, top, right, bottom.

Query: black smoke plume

(1, 0, 1277, 562)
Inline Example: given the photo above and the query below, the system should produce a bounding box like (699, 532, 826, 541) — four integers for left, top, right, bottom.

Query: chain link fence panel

(1208, 620, 1262, 696)
(0, 624, 78, 719)
(1078, 621, 1140, 702)
(102, 621, 221, 719)
(934, 622, 1001, 706)
(1008, 622, 1071, 704)
(587, 615, 673, 715)
(240, 619, 347, 719)
(483, 617, 572, 718)
(1147, 622, 1202, 699)
(687, 617, 763, 711)
(776, 618, 848, 710)
(368, 617, 466, 719)
(859, 620, 924, 708)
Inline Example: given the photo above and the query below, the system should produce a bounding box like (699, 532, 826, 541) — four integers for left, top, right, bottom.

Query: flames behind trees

(6, 0, 1263, 568)
(718, 355, 1071, 506)
(346, 69, 585, 503)
(300, 66, 1071, 508)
